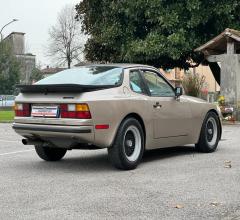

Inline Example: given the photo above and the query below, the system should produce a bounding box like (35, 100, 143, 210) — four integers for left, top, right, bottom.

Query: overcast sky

(0, 0, 81, 68)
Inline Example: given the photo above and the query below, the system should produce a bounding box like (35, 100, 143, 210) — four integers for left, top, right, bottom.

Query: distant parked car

(13, 64, 222, 170)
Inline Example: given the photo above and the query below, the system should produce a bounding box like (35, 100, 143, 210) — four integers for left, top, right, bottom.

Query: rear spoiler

(17, 84, 118, 93)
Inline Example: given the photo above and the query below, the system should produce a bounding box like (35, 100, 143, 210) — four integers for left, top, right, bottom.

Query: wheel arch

(112, 112, 146, 147)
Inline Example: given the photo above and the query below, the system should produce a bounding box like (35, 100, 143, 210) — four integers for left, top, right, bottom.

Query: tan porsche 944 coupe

(13, 64, 222, 170)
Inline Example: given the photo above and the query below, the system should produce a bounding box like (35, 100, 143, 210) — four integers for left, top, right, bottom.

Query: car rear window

(36, 66, 123, 86)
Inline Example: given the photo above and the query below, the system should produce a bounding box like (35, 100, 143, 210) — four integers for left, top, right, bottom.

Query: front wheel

(35, 146, 67, 161)
(195, 112, 221, 153)
(108, 118, 144, 170)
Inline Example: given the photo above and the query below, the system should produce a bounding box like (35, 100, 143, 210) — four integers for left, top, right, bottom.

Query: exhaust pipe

(22, 139, 44, 146)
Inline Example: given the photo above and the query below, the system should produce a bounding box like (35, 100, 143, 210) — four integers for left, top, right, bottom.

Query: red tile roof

(41, 67, 66, 74)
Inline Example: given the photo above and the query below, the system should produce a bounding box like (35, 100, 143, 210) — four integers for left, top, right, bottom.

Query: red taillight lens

(60, 104, 68, 111)
(60, 104, 91, 119)
(14, 103, 30, 117)
(76, 111, 92, 119)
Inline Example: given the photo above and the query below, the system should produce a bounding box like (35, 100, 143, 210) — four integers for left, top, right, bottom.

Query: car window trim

(139, 68, 175, 97)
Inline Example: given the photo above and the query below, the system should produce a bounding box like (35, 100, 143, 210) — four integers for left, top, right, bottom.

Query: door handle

(153, 102, 162, 108)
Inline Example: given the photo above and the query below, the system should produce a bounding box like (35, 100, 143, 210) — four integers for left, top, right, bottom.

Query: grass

(0, 110, 14, 122)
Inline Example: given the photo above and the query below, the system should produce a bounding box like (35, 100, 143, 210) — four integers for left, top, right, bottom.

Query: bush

(182, 73, 206, 97)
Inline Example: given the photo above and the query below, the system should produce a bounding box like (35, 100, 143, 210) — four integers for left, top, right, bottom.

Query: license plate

(31, 106, 59, 118)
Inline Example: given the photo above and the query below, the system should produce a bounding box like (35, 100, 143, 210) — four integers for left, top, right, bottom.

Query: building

(3, 32, 36, 84)
(162, 65, 220, 93)
(195, 28, 240, 120)
(40, 66, 66, 78)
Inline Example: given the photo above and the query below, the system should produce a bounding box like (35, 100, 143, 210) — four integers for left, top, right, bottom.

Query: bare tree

(47, 5, 85, 68)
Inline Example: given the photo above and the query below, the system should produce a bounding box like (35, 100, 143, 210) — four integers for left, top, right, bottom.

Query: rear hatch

(16, 83, 118, 117)
(14, 66, 123, 124)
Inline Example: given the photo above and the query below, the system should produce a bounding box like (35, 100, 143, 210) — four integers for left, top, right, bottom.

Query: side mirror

(175, 87, 183, 98)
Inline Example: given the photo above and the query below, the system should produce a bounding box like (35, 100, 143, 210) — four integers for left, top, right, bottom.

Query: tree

(76, 0, 240, 84)
(30, 67, 43, 84)
(0, 41, 20, 94)
(48, 4, 85, 68)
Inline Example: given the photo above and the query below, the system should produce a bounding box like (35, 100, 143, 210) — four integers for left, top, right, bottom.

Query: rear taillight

(60, 104, 91, 119)
(14, 103, 30, 117)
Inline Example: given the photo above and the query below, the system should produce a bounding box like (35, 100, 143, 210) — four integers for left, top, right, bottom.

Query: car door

(140, 69, 192, 139)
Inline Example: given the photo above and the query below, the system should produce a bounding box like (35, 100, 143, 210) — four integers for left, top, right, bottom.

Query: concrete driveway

(0, 123, 239, 220)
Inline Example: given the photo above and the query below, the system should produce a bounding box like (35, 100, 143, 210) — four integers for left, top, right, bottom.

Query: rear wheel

(108, 118, 144, 170)
(35, 146, 67, 161)
(195, 112, 221, 153)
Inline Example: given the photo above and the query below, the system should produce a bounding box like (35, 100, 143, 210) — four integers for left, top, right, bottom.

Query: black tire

(35, 145, 67, 161)
(108, 118, 145, 170)
(195, 112, 221, 153)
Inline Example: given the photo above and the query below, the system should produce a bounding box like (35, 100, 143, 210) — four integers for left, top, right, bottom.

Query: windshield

(36, 66, 123, 86)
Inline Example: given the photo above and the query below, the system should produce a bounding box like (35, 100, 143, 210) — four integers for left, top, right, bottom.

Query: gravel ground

(0, 123, 239, 220)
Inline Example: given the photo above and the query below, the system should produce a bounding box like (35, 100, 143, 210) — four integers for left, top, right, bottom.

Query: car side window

(142, 70, 175, 97)
(129, 70, 146, 94)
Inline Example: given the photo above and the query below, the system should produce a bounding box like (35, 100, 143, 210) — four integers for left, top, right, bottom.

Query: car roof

(81, 63, 157, 70)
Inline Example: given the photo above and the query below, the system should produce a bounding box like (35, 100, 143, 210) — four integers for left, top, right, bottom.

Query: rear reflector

(95, 124, 109, 129)
(14, 103, 30, 117)
(60, 104, 91, 119)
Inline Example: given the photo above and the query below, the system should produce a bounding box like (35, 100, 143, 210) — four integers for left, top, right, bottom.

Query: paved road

(0, 123, 240, 220)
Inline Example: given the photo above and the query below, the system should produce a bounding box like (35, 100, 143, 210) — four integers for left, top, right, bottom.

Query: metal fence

(0, 95, 15, 107)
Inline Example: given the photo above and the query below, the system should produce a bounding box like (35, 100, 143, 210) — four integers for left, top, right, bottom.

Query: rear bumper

(12, 122, 95, 148)
(13, 123, 92, 134)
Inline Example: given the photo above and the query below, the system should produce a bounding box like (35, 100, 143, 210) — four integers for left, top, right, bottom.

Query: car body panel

(13, 64, 222, 150)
